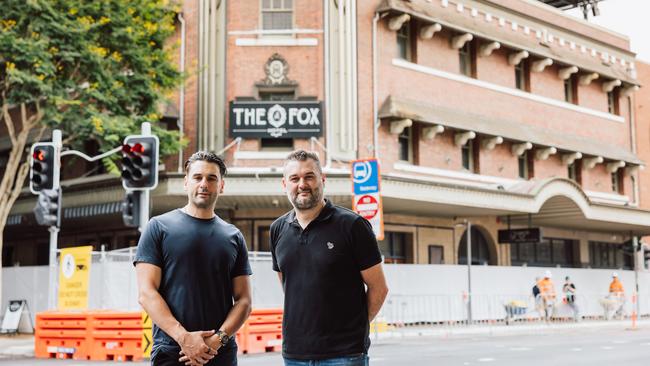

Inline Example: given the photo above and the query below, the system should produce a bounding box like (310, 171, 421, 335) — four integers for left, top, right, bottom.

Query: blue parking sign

(352, 159, 380, 195)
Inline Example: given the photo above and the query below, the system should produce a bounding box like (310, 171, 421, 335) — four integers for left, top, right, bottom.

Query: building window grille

(514, 61, 528, 91)
(461, 140, 474, 172)
(518, 152, 529, 179)
(611, 171, 620, 193)
(564, 76, 577, 104)
(397, 23, 411, 61)
(589, 241, 633, 270)
(261, 0, 293, 31)
(511, 238, 576, 267)
(607, 90, 619, 115)
(378, 232, 413, 263)
(459, 41, 475, 77)
(398, 127, 413, 162)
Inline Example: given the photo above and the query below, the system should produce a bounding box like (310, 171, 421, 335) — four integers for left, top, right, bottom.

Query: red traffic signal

(121, 135, 158, 190)
(30, 143, 59, 194)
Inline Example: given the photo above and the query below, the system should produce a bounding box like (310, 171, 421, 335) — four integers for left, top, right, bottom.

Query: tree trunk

(0, 101, 44, 311)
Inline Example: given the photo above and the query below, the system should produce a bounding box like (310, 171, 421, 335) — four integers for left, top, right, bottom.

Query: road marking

(613, 340, 627, 344)
(509, 347, 532, 351)
(477, 358, 495, 362)
(641, 342, 650, 346)
(601, 346, 613, 350)
(571, 348, 582, 351)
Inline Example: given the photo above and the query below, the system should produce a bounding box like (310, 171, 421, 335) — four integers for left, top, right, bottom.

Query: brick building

(4, 0, 650, 270)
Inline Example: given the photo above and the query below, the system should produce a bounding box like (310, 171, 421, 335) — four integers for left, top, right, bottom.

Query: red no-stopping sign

(355, 195, 379, 220)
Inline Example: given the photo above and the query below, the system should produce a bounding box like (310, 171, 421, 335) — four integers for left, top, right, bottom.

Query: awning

(11, 170, 650, 234)
(377, 0, 638, 86)
(379, 95, 643, 165)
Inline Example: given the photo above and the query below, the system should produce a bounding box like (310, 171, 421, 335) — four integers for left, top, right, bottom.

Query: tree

(0, 0, 183, 305)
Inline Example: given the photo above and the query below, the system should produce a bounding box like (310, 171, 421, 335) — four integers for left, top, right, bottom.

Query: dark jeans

(284, 354, 369, 366)
(152, 345, 238, 366)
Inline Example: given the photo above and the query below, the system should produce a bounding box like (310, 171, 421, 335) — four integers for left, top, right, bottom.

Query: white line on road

(571, 348, 582, 351)
(641, 342, 650, 346)
(613, 340, 628, 344)
(509, 347, 532, 351)
(601, 346, 614, 350)
(477, 357, 495, 362)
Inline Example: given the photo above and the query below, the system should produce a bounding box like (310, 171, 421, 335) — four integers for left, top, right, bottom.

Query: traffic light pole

(47, 130, 62, 310)
(139, 122, 152, 233)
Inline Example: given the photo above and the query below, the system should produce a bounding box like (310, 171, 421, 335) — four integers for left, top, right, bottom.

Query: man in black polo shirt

(270, 150, 389, 366)
(135, 151, 252, 366)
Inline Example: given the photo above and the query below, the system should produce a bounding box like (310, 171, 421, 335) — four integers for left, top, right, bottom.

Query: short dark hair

(284, 149, 322, 174)
(184, 151, 227, 177)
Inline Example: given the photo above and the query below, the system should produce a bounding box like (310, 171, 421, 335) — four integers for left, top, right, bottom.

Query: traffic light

(33, 188, 61, 227)
(30, 143, 59, 194)
(121, 135, 159, 190)
(121, 191, 141, 228)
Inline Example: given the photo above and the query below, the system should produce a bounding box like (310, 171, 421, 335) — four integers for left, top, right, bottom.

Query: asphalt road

(3, 325, 649, 365)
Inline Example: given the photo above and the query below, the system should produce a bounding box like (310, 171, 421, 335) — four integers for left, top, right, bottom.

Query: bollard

(631, 292, 637, 330)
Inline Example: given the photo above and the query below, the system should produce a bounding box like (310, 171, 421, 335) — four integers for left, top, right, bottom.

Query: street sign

(58, 246, 92, 310)
(142, 312, 152, 358)
(352, 159, 380, 195)
(351, 158, 384, 240)
(498, 228, 542, 244)
(356, 195, 379, 220)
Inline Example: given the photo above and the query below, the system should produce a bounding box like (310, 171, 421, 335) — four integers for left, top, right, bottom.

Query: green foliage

(0, 0, 184, 161)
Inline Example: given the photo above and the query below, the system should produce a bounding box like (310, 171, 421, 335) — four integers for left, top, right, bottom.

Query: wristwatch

(216, 330, 231, 346)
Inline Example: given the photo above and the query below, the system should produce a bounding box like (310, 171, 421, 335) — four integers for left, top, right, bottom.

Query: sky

(565, 0, 650, 63)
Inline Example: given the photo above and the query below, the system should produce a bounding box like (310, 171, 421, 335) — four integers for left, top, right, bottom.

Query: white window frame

(260, 0, 294, 33)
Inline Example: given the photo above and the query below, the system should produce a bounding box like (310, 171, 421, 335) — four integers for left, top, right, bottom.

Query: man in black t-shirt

(135, 151, 252, 366)
(271, 150, 389, 366)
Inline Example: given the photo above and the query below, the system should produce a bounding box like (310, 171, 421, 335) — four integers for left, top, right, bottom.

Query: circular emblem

(267, 104, 287, 128)
(268, 60, 285, 84)
(62, 254, 76, 279)
(356, 195, 379, 220)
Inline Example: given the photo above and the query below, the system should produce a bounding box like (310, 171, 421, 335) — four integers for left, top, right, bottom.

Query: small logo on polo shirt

(326, 242, 334, 250)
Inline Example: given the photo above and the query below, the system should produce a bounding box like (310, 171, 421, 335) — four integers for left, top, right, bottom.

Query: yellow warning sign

(142, 311, 152, 358)
(58, 246, 92, 310)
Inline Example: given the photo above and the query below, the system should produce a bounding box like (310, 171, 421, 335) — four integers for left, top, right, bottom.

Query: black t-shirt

(270, 200, 383, 360)
(563, 283, 576, 303)
(134, 209, 252, 359)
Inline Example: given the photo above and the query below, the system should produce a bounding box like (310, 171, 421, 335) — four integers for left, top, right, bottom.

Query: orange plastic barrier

(36, 309, 284, 360)
(239, 308, 283, 354)
(87, 311, 144, 361)
(35, 312, 91, 360)
(35, 311, 144, 362)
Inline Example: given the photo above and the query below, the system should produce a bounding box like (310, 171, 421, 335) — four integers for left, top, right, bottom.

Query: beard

(290, 187, 322, 210)
(191, 191, 218, 209)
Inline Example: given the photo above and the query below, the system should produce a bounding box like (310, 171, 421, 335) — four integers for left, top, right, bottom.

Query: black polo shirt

(270, 199, 383, 360)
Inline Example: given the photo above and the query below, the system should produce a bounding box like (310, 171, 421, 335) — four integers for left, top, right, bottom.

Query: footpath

(1, 319, 647, 360)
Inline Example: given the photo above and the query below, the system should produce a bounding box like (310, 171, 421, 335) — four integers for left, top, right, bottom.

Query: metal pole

(139, 123, 152, 233)
(47, 130, 63, 310)
(47, 227, 59, 310)
(633, 236, 640, 324)
(467, 220, 473, 324)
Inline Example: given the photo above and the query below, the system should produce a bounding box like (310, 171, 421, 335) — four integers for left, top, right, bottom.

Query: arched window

(458, 227, 492, 265)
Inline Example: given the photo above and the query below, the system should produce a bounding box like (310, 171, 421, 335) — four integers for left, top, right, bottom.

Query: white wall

(3, 260, 649, 325)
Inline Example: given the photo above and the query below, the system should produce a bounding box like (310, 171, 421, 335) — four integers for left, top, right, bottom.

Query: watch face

(219, 332, 230, 345)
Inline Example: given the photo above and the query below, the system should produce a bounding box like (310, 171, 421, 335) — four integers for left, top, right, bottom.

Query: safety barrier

(238, 308, 283, 354)
(378, 292, 649, 328)
(87, 311, 143, 361)
(35, 309, 285, 360)
(35, 312, 90, 360)
(35, 311, 144, 361)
